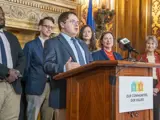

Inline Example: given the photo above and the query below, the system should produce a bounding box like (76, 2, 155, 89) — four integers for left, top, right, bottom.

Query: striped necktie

(71, 38, 85, 65)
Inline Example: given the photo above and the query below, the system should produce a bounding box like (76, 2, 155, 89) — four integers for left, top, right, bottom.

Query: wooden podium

(54, 61, 160, 120)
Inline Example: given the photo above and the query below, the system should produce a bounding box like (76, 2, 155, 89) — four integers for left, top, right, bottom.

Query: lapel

(34, 37, 43, 63)
(100, 49, 109, 60)
(113, 52, 118, 60)
(76, 38, 89, 63)
(142, 53, 148, 62)
(3, 31, 15, 65)
(58, 34, 77, 62)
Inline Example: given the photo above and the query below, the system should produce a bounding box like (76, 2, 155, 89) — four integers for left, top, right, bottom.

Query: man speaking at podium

(43, 11, 92, 120)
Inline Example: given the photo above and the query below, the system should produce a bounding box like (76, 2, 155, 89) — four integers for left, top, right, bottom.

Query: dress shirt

(61, 33, 86, 64)
(0, 29, 13, 69)
(39, 36, 46, 47)
(147, 55, 157, 79)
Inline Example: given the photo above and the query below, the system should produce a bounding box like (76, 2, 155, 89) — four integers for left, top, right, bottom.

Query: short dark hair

(58, 11, 77, 30)
(79, 25, 97, 51)
(99, 31, 114, 48)
(38, 16, 55, 26)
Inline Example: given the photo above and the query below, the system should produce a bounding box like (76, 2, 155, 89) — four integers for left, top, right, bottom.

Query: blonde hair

(145, 35, 158, 48)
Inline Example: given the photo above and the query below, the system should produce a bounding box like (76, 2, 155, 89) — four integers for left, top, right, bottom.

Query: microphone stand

(126, 50, 136, 62)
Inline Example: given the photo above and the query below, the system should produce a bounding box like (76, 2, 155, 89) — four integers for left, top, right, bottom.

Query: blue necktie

(0, 36, 7, 65)
(71, 38, 85, 65)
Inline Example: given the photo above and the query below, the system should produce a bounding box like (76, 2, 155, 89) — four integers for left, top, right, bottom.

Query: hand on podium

(65, 57, 80, 71)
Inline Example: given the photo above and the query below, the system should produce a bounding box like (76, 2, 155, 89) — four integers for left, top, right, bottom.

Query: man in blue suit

(23, 17, 55, 120)
(43, 12, 93, 120)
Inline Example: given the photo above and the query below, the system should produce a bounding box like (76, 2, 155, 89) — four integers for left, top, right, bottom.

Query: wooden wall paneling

(124, 0, 133, 41)
(139, 0, 152, 53)
(115, 0, 126, 56)
(131, 0, 140, 55)
(115, 0, 152, 57)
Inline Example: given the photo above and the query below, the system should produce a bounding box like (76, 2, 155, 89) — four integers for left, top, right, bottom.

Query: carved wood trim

(0, 0, 78, 31)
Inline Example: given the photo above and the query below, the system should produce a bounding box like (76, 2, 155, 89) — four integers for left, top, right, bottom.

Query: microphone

(117, 38, 139, 54)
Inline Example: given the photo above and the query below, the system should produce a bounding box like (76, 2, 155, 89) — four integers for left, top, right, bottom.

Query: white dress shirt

(0, 29, 13, 69)
(147, 55, 157, 79)
(39, 36, 46, 47)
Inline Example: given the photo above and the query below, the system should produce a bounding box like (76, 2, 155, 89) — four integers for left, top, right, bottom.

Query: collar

(61, 32, 72, 40)
(103, 48, 112, 53)
(38, 36, 45, 43)
(0, 29, 3, 33)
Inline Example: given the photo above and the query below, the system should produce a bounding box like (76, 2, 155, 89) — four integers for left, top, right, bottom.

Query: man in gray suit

(43, 11, 92, 120)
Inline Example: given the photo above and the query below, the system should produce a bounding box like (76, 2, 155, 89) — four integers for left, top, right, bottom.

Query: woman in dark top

(92, 31, 122, 60)
(79, 25, 97, 52)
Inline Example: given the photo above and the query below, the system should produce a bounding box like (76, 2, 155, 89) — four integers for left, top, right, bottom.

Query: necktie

(71, 38, 85, 65)
(0, 36, 7, 65)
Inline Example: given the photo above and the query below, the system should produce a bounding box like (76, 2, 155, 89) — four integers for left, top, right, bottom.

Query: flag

(87, 0, 95, 31)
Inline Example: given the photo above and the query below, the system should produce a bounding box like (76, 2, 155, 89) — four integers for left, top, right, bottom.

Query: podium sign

(119, 76, 153, 113)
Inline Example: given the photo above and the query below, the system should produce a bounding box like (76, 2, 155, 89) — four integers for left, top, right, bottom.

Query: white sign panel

(119, 76, 153, 113)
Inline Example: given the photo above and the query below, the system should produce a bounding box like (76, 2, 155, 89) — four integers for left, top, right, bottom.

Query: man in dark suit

(23, 17, 55, 120)
(0, 6, 25, 120)
(43, 11, 93, 120)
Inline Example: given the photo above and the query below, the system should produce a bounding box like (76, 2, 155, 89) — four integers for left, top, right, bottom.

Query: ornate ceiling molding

(0, 0, 78, 32)
(38, 0, 78, 9)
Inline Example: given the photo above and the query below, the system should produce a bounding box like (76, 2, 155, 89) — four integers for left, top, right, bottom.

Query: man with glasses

(0, 6, 25, 120)
(43, 12, 93, 120)
(23, 17, 55, 120)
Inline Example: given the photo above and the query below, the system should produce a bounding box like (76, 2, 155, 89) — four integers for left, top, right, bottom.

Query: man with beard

(0, 7, 25, 120)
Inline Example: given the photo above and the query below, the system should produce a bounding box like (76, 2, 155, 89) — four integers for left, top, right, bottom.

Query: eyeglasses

(42, 25, 54, 30)
(65, 20, 80, 25)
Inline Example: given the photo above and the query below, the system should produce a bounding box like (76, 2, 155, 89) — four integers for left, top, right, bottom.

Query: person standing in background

(43, 11, 93, 120)
(137, 35, 160, 120)
(79, 25, 97, 52)
(0, 6, 25, 120)
(23, 17, 55, 120)
(92, 31, 122, 61)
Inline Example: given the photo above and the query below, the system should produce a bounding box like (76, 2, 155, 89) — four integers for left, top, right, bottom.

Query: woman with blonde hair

(137, 35, 160, 120)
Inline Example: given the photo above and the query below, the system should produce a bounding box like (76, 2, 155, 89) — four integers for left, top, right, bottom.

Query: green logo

(131, 81, 143, 92)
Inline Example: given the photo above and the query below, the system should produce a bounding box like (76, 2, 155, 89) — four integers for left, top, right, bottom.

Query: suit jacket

(23, 37, 48, 95)
(92, 49, 123, 61)
(43, 34, 93, 108)
(0, 31, 25, 94)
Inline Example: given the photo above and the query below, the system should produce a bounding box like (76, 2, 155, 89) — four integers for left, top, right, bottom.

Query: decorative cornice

(38, 0, 78, 9)
(0, 0, 78, 31)
(5, 0, 71, 13)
